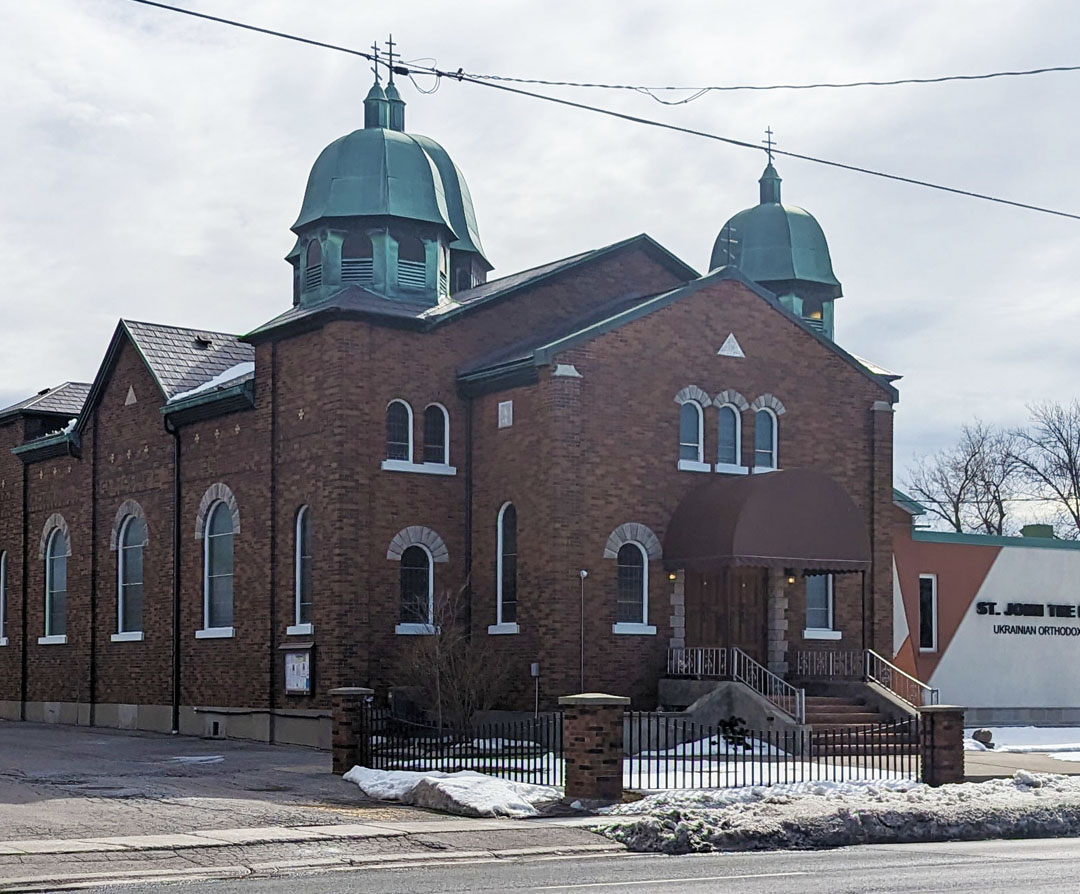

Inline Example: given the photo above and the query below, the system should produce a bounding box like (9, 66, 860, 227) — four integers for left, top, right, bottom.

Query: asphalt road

(100, 837, 1080, 893)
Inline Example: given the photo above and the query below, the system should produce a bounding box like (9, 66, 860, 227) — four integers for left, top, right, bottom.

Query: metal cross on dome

(384, 34, 398, 84)
(370, 41, 381, 82)
(763, 126, 776, 163)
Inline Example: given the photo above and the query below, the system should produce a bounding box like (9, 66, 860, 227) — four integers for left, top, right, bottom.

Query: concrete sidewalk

(965, 748, 1080, 781)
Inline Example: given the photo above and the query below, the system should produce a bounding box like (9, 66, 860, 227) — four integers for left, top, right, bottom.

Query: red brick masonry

(919, 705, 965, 786)
(330, 687, 373, 775)
(559, 693, 631, 803)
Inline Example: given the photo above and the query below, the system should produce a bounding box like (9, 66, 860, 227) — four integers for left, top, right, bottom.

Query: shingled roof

(0, 381, 91, 423)
(123, 320, 254, 400)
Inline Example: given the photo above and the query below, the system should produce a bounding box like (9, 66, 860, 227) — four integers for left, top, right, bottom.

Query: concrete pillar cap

(919, 705, 964, 713)
(558, 693, 631, 706)
(329, 687, 374, 696)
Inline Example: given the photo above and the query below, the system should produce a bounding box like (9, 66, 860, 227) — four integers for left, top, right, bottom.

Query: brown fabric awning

(663, 468, 871, 573)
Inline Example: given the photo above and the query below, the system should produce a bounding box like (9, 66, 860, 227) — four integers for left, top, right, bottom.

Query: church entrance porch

(683, 567, 768, 665)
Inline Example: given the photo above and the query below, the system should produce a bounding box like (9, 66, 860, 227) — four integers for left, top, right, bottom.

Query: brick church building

(0, 73, 899, 747)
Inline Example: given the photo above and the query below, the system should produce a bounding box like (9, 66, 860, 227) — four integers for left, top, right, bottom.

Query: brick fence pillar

(329, 687, 374, 775)
(558, 693, 630, 803)
(920, 705, 965, 786)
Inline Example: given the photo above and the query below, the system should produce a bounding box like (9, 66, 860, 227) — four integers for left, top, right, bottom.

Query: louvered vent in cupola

(342, 258, 374, 285)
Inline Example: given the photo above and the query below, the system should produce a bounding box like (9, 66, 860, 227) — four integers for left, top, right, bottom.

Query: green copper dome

(409, 134, 488, 263)
(710, 163, 841, 301)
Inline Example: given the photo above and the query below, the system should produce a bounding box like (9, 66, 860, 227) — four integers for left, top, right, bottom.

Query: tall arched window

(397, 235, 426, 290)
(496, 503, 517, 627)
(0, 551, 7, 645)
(45, 529, 68, 639)
(293, 506, 313, 631)
(679, 401, 704, 463)
(202, 502, 234, 634)
(717, 404, 741, 469)
(386, 400, 413, 462)
(304, 239, 322, 291)
(118, 515, 147, 635)
(615, 542, 647, 626)
(341, 233, 374, 286)
(399, 545, 433, 626)
(754, 408, 778, 470)
(423, 404, 449, 465)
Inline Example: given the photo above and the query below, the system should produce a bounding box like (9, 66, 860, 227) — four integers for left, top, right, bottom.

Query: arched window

(679, 401, 704, 463)
(386, 400, 413, 462)
(294, 506, 313, 630)
(342, 233, 374, 286)
(202, 502, 234, 634)
(0, 551, 7, 645)
(496, 503, 517, 627)
(422, 404, 449, 465)
(397, 235, 426, 290)
(45, 529, 68, 639)
(717, 404, 741, 468)
(754, 409, 778, 470)
(615, 542, 647, 626)
(118, 515, 147, 635)
(399, 545, 433, 626)
(304, 239, 322, 291)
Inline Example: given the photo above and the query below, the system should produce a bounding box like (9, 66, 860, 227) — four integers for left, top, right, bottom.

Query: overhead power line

(122, 0, 1080, 222)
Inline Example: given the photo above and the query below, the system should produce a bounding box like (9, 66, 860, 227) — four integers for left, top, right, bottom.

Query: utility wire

(122, 0, 1080, 222)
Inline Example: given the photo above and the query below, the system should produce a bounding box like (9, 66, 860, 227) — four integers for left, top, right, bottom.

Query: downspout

(19, 460, 28, 721)
(268, 343, 279, 744)
(164, 415, 182, 734)
(89, 413, 100, 726)
(464, 395, 473, 637)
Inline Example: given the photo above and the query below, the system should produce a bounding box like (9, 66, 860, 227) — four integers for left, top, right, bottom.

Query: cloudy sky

(2, 1, 1078, 485)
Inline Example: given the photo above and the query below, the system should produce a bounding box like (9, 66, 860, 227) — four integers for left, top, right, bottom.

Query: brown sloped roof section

(663, 468, 871, 572)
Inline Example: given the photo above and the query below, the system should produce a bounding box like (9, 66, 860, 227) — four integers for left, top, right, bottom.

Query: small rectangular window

(919, 574, 937, 651)
(498, 400, 513, 429)
(805, 574, 833, 630)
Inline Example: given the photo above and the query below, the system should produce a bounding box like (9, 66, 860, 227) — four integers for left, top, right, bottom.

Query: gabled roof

(73, 319, 253, 436)
(893, 487, 928, 517)
(459, 266, 900, 403)
(244, 234, 698, 344)
(0, 382, 91, 424)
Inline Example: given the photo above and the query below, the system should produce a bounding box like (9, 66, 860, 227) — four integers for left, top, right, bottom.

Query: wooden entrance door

(683, 567, 768, 665)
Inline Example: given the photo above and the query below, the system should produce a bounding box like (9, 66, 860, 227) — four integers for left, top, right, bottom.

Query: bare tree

(905, 420, 1020, 535)
(1012, 401, 1080, 539)
(395, 583, 512, 730)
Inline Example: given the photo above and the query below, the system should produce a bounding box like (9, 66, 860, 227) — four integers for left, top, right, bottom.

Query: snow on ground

(965, 727, 1080, 754)
(343, 766, 560, 818)
(640, 734, 783, 758)
(594, 772, 1080, 854)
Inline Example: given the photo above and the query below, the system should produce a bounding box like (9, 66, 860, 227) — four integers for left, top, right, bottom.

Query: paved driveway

(0, 720, 433, 839)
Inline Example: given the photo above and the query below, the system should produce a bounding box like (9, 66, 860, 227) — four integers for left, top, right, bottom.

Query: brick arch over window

(194, 483, 240, 539)
(750, 393, 787, 415)
(603, 523, 662, 561)
(387, 526, 449, 564)
(110, 500, 148, 551)
(38, 514, 71, 560)
(714, 389, 750, 411)
(673, 385, 711, 407)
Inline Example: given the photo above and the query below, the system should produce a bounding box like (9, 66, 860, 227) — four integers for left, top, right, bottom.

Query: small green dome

(710, 163, 841, 300)
(292, 127, 455, 233)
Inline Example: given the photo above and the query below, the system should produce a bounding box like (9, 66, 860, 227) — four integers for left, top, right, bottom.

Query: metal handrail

(731, 647, 806, 724)
(866, 649, 939, 709)
(666, 646, 730, 678)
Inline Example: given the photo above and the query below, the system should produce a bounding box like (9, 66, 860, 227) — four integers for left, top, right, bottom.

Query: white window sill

(286, 623, 314, 636)
(195, 627, 235, 639)
(381, 459, 457, 476)
(803, 628, 842, 641)
(487, 622, 520, 635)
(919, 647, 937, 653)
(0, 637, 8, 647)
(715, 462, 749, 475)
(677, 459, 711, 473)
(753, 465, 779, 474)
(395, 623, 439, 635)
(38, 635, 67, 645)
(111, 631, 144, 643)
(612, 622, 657, 635)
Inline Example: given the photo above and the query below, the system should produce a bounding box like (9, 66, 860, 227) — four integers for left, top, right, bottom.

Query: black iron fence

(360, 703, 565, 787)
(624, 711, 921, 790)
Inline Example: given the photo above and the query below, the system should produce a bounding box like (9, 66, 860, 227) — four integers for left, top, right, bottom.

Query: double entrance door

(683, 566, 768, 666)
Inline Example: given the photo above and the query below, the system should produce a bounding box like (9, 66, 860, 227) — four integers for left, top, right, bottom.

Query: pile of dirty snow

(965, 726, 1080, 756)
(343, 766, 560, 818)
(594, 772, 1080, 853)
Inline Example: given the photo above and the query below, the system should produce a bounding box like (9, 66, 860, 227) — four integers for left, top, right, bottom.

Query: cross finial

(385, 34, 398, 84)
(370, 41, 381, 83)
(763, 126, 776, 163)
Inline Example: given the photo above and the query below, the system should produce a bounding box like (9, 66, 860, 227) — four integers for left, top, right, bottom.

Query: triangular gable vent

(718, 333, 745, 358)
(125, 386, 137, 406)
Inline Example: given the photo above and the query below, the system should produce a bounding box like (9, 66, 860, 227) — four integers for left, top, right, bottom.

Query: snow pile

(640, 734, 783, 758)
(169, 362, 255, 403)
(965, 726, 1080, 754)
(595, 772, 1080, 853)
(342, 766, 559, 818)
